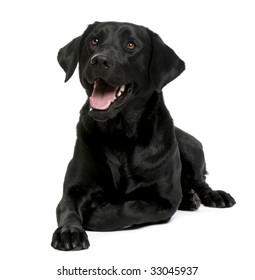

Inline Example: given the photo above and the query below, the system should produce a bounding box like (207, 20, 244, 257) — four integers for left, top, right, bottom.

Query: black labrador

(51, 21, 236, 251)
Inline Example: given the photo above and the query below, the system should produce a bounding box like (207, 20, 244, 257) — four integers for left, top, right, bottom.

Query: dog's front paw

(51, 226, 90, 251)
(201, 190, 236, 208)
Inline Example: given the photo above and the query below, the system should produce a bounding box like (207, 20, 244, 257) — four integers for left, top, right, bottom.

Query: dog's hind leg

(175, 127, 236, 210)
(83, 199, 178, 231)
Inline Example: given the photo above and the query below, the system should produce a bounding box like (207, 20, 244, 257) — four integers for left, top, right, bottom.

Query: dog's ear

(57, 36, 81, 82)
(149, 31, 185, 92)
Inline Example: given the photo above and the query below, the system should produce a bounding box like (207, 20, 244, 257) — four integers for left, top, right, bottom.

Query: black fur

(51, 22, 235, 251)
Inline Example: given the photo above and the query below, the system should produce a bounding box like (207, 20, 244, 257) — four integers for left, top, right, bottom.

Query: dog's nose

(90, 54, 111, 69)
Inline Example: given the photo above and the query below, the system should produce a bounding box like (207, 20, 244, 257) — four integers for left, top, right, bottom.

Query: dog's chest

(103, 140, 163, 195)
(104, 146, 135, 191)
(94, 120, 168, 194)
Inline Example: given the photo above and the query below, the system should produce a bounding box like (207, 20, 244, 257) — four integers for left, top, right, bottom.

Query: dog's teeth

(89, 108, 93, 111)
(116, 85, 125, 98)
(120, 85, 125, 92)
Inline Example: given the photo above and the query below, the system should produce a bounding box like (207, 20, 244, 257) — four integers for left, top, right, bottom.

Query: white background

(1, 0, 254, 279)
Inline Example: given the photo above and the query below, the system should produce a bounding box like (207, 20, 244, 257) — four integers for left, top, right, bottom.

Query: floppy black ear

(149, 31, 185, 92)
(57, 36, 81, 82)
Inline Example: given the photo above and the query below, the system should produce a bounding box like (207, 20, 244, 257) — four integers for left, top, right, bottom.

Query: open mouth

(89, 79, 133, 111)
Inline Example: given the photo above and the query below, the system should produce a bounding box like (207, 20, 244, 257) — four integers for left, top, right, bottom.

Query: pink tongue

(89, 81, 118, 110)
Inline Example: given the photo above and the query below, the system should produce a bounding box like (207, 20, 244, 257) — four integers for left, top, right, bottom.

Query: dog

(51, 21, 236, 251)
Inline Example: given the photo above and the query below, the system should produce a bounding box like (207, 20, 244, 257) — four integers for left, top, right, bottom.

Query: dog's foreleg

(51, 194, 90, 250)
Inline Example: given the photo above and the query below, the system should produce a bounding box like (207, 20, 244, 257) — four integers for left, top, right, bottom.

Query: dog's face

(58, 22, 185, 121)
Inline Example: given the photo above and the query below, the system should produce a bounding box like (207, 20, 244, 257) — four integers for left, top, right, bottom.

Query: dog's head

(58, 21, 185, 121)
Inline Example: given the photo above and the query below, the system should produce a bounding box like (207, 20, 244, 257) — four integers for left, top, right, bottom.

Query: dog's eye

(90, 38, 99, 46)
(126, 42, 136, 50)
